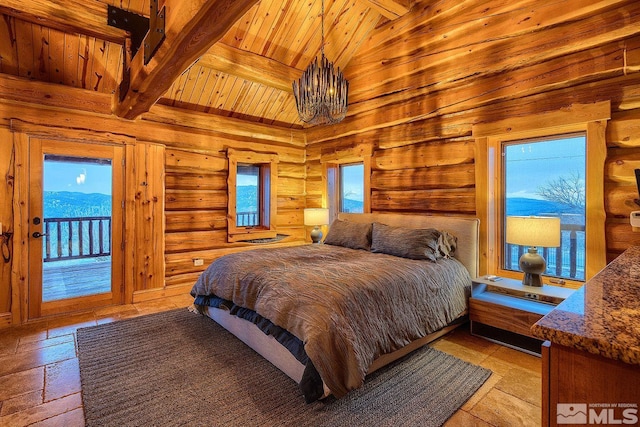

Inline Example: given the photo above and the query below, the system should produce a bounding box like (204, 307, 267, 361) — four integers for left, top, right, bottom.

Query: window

(227, 149, 278, 242)
(502, 134, 586, 281)
(321, 144, 372, 222)
(339, 163, 364, 213)
(236, 164, 260, 226)
(474, 101, 609, 285)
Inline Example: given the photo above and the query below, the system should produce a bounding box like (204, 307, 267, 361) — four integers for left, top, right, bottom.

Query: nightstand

(469, 276, 575, 355)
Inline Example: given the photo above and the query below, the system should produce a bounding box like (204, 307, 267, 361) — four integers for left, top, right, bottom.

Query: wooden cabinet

(470, 277, 574, 355)
(533, 247, 640, 427)
(542, 342, 640, 427)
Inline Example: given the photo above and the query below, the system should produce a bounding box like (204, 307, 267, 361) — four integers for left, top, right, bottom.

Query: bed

(190, 213, 480, 402)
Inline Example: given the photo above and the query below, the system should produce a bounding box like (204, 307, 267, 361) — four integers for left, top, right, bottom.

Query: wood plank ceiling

(0, 0, 412, 128)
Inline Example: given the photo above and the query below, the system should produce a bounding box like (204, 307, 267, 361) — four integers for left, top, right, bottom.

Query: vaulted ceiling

(0, 0, 413, 128)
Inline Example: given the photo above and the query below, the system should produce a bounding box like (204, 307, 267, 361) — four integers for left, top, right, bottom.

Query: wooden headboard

(338, 213, 480, 279)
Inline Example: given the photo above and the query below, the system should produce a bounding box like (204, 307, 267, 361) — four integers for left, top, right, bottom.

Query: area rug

(77, 308, 491, 427)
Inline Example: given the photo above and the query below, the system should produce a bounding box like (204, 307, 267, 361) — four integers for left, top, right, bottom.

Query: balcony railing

(236, 211, 258, 226)
(504, 223, 585, 281)
(42, 216, 111, 262)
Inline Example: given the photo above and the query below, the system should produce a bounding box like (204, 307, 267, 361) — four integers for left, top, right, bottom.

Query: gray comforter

(190, 244, 471, 398)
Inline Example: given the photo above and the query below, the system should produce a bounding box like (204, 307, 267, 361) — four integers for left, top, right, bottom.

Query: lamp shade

(506, 216, 561, 248)
(304, 208, 330, 226)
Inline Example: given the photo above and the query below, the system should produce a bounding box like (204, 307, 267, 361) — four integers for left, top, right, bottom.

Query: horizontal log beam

(165, 190, 228, 211)
(605, 185, 640, 217)
(165, 230, 228, 253)
(165, 150, 227, 173)
(351, 0, 630, 74)
(371, 163, 475, 190)
(371, 188, 476, 213)
(165, 172, 227, 191)
(608, 110, 640, 148)
(143, 104, 306, 146)
(373, 139, 475, 170)
(307, 34, 636, 144)
(0, 0, 127, 43)
(198, 43, 302, 93)
(0, 93, 305, 153)
(165, 211, 227, 233)
(605, 148, 640, 184)
(0, 74, 112, 115)
(348, 1, 640, 104)
(115, 0, 260, 119)
(164, 240, 306, 278)
(307, 115, 471, 149)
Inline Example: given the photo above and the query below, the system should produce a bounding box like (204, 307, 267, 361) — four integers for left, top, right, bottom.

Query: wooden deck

(42, 259, 111, 302)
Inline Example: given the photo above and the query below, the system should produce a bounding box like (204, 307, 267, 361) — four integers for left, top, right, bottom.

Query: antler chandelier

(292, 0, 349, 126)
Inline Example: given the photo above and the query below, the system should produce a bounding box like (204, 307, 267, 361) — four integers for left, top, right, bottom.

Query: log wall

(0, 93, 306, 324)
(306, 0, 640, 263)
(1, 0, 640, 325)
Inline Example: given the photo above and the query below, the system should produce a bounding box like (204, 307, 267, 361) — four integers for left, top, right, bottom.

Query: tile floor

(0, 295, 542, 426)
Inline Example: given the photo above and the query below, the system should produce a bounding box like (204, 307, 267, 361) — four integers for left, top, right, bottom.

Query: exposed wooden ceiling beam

(197, 43, 302, 94)
(0, 73, 112, 115)
(359, 0, 410, 20)
(114, 0, 260, 120)
(144, 104, 306, 147)
(0, 0, 127, 43)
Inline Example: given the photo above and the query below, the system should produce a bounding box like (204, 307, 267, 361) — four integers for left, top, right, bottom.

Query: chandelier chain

(321, 0, 325, 57)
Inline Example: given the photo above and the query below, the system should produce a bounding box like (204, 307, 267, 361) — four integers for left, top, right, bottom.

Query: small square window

(227, 149, 278, 242)
(339, 163, 364, 213)
(236, 164, 260, 227)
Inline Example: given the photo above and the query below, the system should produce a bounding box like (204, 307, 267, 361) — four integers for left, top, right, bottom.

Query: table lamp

(304, 208, 329, 243)
(505, 216, 561, 287)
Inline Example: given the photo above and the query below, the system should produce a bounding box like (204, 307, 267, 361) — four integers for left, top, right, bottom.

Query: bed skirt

(197, 303, 467, 402)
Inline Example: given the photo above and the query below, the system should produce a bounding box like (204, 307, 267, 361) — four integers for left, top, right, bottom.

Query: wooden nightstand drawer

(469, 298, 543, 338)
(470, 277, 575, 354)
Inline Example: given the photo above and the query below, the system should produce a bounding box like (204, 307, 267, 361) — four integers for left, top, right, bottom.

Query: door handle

(32, 231, 48, 238)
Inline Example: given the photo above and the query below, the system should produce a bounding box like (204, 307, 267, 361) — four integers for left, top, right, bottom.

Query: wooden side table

(469, 277, 574, 355)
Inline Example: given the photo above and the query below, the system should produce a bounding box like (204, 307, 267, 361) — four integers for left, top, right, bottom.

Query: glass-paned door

(28, 138, 124, 318)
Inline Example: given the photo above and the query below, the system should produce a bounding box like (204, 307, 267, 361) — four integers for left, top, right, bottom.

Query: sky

(341, 163, 364, 201)
(44, 159, 113, 195)
(504, 135, 585, 200)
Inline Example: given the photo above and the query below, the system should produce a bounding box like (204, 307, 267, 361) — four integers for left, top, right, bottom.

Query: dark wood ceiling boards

(0, 0, 411, 127)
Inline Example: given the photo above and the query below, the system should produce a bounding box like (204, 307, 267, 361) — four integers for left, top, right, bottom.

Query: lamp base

(519, 247, 546, 287)
(522, 272, 544, 287)
(310, 226, 323, 244)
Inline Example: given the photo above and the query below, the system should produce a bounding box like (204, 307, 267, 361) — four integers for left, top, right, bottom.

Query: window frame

(227, 148, 278, 242)
(321, 144, 372, 223)
(473, 102, 609, 286)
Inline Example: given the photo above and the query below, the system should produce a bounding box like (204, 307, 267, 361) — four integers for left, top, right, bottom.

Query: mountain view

(44, 191, 111, 218)
(506, 198, 584, 224)
(342, 198, 364, 213)
(45, 191, 579, 224)
(236, 185, 257, 213)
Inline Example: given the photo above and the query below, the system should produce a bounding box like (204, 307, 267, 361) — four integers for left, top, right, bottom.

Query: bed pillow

(437, 230, 458, 259)
(323, 219, 372, 250)
(371, 222, 456, 261)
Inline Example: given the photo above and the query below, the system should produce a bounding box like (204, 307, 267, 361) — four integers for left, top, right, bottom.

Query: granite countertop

(531, 246, 640, 365)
